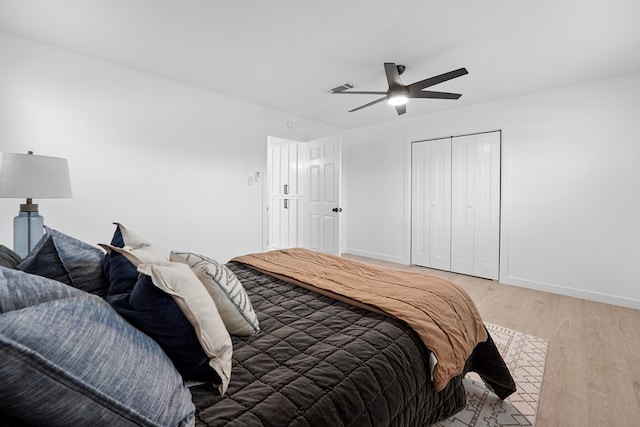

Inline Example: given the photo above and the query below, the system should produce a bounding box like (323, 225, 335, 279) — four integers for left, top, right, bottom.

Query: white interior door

(451, 131, 501, 279)
(303, 135, 341, 255)
(411, 138, 451, 270)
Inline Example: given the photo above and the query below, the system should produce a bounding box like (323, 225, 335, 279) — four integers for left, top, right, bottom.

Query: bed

(0, 226, 515, 427)
(192, 260, 515, 426)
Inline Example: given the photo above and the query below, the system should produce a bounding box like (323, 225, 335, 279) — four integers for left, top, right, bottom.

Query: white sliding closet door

(411, 131, 501, 280)
(451, 132, 501, 279)
(411, 138, 451, 270)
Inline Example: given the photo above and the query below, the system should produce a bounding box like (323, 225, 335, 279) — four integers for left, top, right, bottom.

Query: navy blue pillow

(101, 225, 125, 283)
(102, 226, 221, 384)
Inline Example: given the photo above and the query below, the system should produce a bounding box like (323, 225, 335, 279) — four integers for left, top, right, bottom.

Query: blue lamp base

(13, 200, 45, 258)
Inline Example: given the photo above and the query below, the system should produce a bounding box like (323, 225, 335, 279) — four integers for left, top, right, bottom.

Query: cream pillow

(170, 251, 260, 336)
(105, 222, 167, 265)
(137, 262, 233, 395)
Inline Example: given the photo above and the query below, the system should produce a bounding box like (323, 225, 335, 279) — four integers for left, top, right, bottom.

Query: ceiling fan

(332, 62, 468, 115)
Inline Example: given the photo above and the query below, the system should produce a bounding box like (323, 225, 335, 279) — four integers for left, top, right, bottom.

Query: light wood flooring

(343, 254, 640, 427)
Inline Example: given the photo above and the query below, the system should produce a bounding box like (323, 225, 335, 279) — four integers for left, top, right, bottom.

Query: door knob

(332, 207, 343, 213)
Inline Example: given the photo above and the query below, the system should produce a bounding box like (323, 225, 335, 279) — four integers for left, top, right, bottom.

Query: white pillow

(137, 262, 233, 395)
(102, 222, 168, 265)
(170, 251, 260, 336)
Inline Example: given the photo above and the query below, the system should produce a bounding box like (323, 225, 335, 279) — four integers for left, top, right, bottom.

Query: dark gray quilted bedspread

(191, 262, 515, 427)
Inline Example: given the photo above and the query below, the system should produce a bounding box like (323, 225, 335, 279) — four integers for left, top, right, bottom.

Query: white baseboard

(342, 248, 409, 265)
(502, 276, 640, 310)
(342, 249, 640, 310)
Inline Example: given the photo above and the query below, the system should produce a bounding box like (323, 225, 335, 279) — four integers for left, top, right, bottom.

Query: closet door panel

(451, 132, 500, 280)
(411, 142, 430, 266)
(411, 138, 451, 270)
(429, 141, 452, 270)
(473, 132, 501, 280)
(451, 135, 475, 275)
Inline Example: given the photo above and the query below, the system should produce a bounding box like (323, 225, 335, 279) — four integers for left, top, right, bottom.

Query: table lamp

(0, 151, 72, 257)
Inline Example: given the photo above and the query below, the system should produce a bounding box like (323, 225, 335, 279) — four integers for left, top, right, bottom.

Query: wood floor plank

(342, 254, 640, 427)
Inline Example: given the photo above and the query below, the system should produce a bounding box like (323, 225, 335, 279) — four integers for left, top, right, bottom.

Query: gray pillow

(18, 226, 109, 297)
(0, 267, 195, 426)
(0, 245, 21, 269)
(0, 266, 84, 313)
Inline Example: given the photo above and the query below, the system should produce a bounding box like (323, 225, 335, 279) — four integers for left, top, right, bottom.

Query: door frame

(408, 130, 502, 280)
(265, 135, 343, 255)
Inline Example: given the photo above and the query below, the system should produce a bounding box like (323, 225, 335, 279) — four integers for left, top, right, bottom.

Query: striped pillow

(170, 251, 260, 336)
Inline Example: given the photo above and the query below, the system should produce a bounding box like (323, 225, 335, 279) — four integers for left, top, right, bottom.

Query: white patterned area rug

(433, 323, 548, 427)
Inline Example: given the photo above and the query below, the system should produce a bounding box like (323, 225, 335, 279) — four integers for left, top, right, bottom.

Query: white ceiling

(1, 0, 639, 130)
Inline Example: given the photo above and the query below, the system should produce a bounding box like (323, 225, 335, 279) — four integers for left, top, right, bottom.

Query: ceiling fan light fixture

(387, 86, 409, 106)
(387, 94, 408, 106)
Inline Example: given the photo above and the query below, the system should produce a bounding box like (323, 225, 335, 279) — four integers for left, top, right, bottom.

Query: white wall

(0, 33, 338, 262)
(2, 32, 638, 310)
(343, 72, 640, 309)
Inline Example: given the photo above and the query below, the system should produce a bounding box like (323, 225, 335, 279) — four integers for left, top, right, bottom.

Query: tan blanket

(232, 248, 488, 392)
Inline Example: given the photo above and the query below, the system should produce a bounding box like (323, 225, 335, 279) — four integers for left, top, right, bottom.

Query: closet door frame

(410, 130, 501, 280)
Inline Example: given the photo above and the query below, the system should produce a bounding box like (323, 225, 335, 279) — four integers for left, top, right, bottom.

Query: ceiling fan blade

(395, 104, 406, 115)
(410, 90, 462, 100)
(332, 90, 387, 95)
(384, 62, 403, 89)
(348, 96, 388, 112)
(408, 68, 468, 91)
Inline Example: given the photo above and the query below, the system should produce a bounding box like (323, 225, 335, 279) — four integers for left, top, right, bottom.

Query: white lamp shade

(0, 152, 73, 199)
